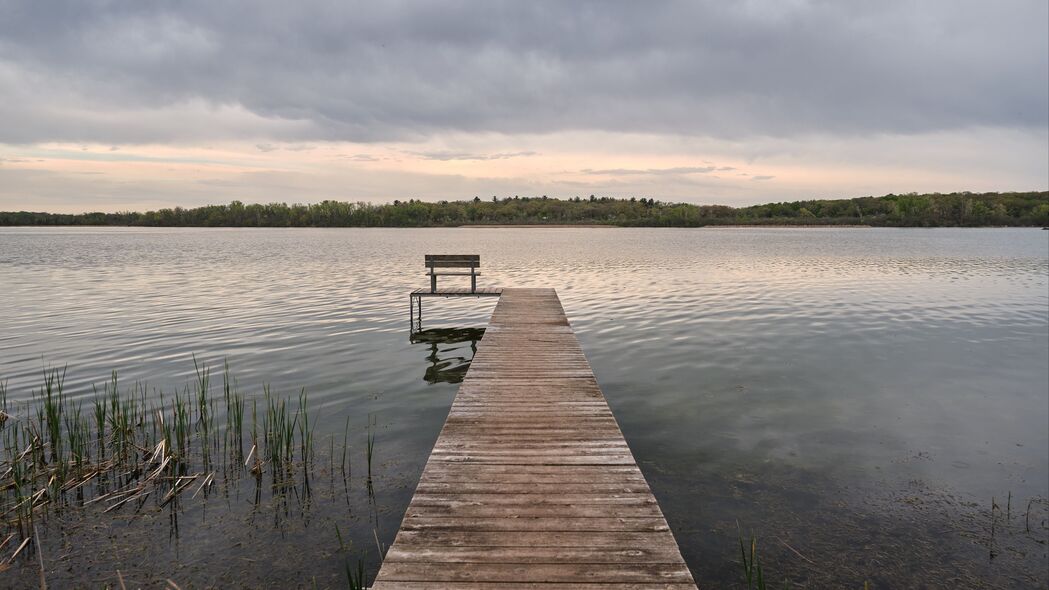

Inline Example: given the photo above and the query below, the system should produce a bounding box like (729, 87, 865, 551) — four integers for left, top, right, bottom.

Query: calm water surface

(1, 227, 1047, 588)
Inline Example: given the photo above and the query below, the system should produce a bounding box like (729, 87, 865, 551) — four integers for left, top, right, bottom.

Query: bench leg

(471, 273, 476, 293)
(430, 274, 437, 293)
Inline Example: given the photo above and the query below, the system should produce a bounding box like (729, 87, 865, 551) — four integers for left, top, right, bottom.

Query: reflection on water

(410, 327, 484, 384)
(0, 226, 1046, 588)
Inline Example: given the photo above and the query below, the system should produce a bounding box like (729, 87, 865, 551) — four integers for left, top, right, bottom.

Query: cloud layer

(1, 0, 1046, 144)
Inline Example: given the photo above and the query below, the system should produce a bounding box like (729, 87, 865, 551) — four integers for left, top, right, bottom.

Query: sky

(0, 1, 1046, 213)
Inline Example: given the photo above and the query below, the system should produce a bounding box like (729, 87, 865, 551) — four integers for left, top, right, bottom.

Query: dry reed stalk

(33, 523, 46, 590)
(8, 536, 30, 561)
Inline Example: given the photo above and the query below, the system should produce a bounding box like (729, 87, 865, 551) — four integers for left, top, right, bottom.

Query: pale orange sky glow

(4, 127, 1044, 213)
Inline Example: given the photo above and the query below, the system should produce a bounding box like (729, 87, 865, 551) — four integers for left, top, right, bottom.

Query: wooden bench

(425, 254, 480, 293)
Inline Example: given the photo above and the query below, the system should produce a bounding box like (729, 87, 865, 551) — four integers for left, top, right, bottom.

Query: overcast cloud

(0, 0, 1045, 210)
(2, 0, 1046, 143)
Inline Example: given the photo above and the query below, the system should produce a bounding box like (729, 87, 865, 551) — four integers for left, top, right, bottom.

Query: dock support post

(409, 294, 423, 334)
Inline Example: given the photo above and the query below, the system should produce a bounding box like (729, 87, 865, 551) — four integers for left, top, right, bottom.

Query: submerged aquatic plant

(734, 528, 885, 590)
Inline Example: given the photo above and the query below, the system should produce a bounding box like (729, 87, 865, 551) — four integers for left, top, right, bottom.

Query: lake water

(1, 227, 1047, 588)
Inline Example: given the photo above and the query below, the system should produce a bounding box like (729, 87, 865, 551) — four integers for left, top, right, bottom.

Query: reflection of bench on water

(410, 254, 501, 333)
(410, 327, 485, 384)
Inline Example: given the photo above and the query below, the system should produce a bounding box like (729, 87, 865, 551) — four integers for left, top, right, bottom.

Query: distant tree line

(2, 192, 1047, 228)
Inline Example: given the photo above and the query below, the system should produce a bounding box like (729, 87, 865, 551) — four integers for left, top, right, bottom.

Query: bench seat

(425, 254, 482, 293)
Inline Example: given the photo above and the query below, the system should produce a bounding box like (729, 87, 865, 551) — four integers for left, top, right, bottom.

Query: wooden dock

(375, 288, 696, 588)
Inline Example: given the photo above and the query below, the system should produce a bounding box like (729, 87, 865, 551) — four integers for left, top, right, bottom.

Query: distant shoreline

(2, 191, 1046, 228)
(699, 224, 872, 228)
(457, 224, 618, 228)
(456, 223, 877, 228)
(2, 223, 1043, 230)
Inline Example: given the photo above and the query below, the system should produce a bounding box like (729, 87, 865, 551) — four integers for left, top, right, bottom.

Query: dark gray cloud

(0, 0, 1046, 144)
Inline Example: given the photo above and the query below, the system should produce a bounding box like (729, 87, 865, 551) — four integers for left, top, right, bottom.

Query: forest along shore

(1, 192, 1047, 228)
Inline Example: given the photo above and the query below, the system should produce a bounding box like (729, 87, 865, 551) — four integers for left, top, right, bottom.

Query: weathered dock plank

(374, 288, 695, 588)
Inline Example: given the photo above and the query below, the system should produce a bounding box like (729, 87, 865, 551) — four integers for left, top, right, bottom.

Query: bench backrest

(425, 254, 480, 269)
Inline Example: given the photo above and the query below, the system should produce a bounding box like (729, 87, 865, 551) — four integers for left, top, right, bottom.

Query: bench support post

(470, 262, 476, 293)
(430, 273, 437, 293)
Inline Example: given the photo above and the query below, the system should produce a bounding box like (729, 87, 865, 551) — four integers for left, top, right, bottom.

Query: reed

(738, 533, 766, 590)
(193, 356, 210, 430)
(341, 416, 350, 478)
(345, 557, 366, 590)
(733, 530, 880, 589)
(262, 386, 297, 479)
(297, 389, 314, 496)
(0, 360, 347, 550)
(366, 415, 375, 481)
(91, 392, 106, 461)
(298, 389, 313, 467)
(0, 379, 9, 425)
(193, 357, 213, 471)
(223, 361, 245, 461)
(334, 523, 347, 551)
(39, 368, 66, 466)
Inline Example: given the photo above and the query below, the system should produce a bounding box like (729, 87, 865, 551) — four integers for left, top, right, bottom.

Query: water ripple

(1, 226, 1046, 585)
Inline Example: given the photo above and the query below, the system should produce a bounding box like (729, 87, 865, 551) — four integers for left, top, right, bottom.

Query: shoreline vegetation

(2, 191, 1047, 228)
(0, 361, 380, 586)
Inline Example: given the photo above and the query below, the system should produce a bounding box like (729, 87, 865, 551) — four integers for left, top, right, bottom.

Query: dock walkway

(375, 288, 696, 588)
